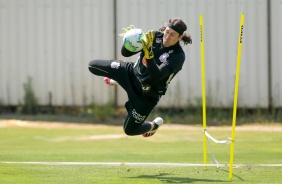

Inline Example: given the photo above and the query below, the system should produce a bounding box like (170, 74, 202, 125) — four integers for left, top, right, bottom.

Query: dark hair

(159, 18, 192, 45)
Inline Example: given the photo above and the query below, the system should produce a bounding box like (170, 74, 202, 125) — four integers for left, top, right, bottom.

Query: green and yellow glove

(141, 30, 155, 59)
(118, 25, 135, 37)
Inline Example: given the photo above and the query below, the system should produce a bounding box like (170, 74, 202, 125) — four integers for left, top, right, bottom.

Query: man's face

(162, 27, 182, 47)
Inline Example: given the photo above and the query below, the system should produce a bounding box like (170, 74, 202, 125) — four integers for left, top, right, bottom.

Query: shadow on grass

(127, 172, 229, 183)
(218, 168, 245, 181)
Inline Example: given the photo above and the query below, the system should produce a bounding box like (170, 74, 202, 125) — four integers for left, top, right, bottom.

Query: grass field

(0, 120, 282, 183)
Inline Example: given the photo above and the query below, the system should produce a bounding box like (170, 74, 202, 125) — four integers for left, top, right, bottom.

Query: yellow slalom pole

(200, 14, 207, 166)
(229, 12, 244, 180)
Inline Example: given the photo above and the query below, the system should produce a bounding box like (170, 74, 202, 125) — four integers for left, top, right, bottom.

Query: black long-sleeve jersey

(122, 31, 185, 97)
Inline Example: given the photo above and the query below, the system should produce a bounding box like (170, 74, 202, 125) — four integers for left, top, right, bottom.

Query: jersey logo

(156, 38, 162, 43)
(159, 53, 169, 63)
(142, 86, 151, 91)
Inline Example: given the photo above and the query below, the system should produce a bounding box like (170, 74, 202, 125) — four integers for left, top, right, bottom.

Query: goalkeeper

(88, 18, 192, 137)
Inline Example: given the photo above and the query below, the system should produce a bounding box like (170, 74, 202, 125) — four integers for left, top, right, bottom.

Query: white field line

(1, 162, 282, 167)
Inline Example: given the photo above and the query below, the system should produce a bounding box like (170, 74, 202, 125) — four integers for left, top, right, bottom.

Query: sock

(151, 122, 159, 131)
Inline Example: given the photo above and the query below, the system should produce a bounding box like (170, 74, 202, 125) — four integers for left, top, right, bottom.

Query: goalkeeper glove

(141, 30, 155, 59)
(118, 25, 135, 37)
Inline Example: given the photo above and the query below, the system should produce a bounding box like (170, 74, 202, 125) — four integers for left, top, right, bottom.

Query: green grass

(0, 122, 282, 183)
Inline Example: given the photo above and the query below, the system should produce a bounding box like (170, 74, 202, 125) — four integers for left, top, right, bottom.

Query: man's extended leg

(122, 99, 163, 136)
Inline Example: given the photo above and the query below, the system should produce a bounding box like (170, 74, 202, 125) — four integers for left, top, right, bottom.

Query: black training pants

(88, 59, 159, 136)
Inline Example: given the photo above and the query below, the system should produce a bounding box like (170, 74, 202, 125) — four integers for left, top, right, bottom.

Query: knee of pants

(88, 60, 100, 75)
(123, 117, 140, 136)
(123, 128, 136, 136)
(123, 124, 138, 136)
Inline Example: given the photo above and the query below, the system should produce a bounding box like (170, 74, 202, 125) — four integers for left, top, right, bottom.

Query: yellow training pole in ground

(200, 14, 207, 166)
(229, 12, 244, 180)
